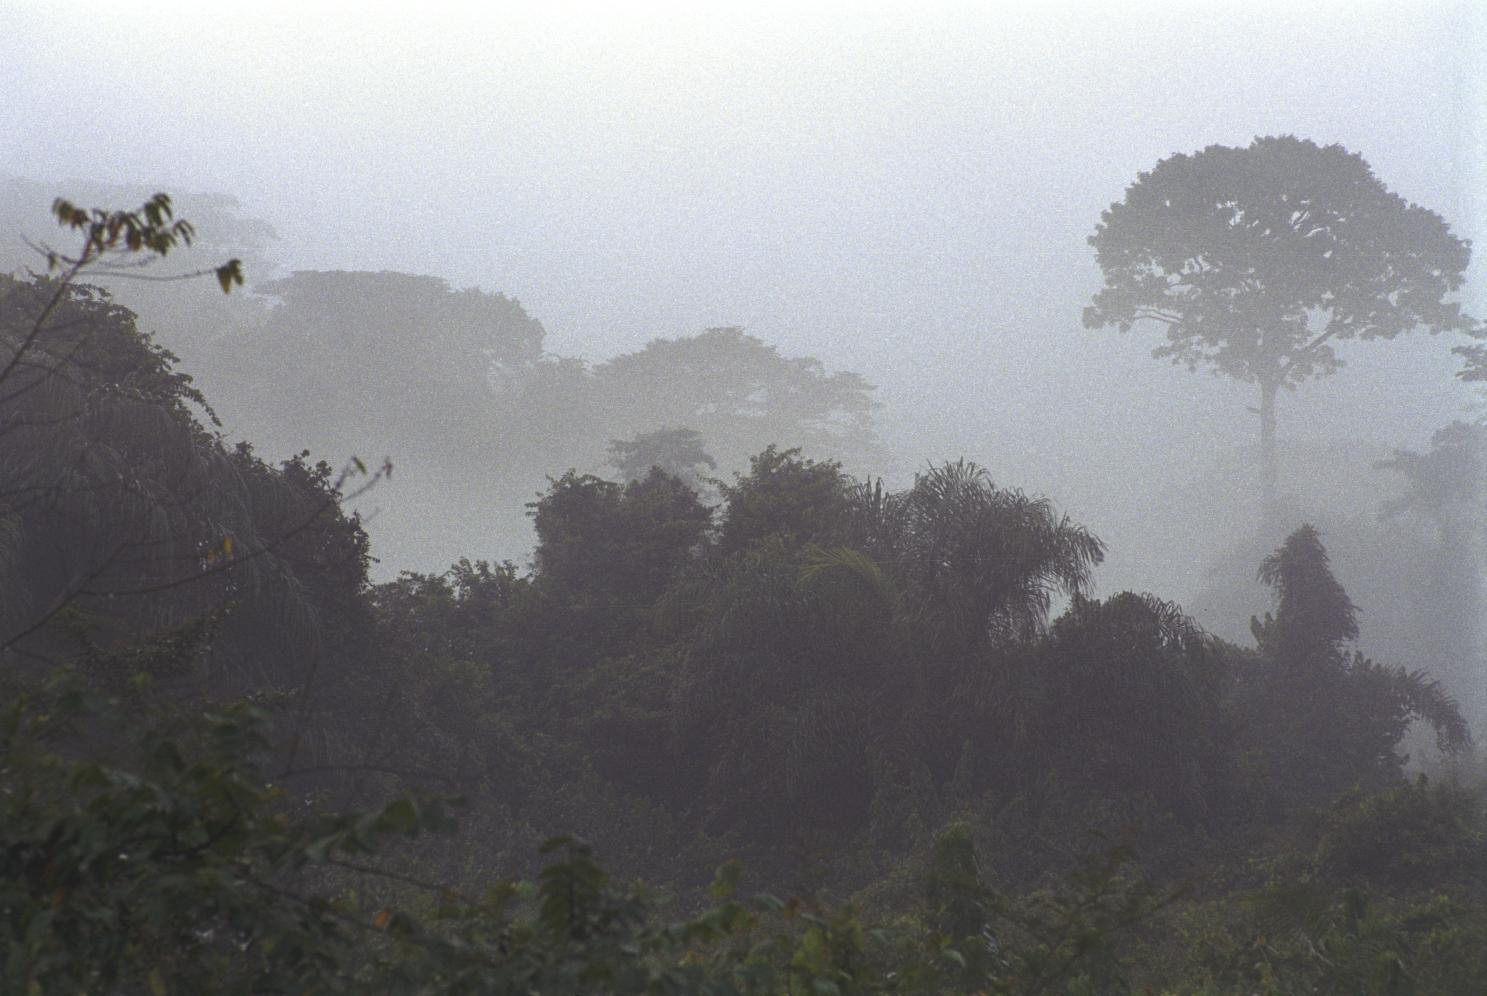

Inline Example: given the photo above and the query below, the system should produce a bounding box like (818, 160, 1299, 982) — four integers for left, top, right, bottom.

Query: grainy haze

(2, 0, 1482, 614)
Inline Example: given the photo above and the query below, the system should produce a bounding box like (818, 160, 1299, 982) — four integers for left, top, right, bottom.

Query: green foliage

(1315, 777, 1487, 894)
(528, 468, 713, 653)
(1167, 879, 1487, 994)
(666, 543, 895, 852)
(1037, 593, 1226, 821)
(717, 445, 855, 555)
(46, 192, 243, 292)
(870, 460, 1105, 651)
(1252, 523, 1359, 663)
(0, 211, 379, 720)
(1229, 527, 1470, 823)
(2, 685, 1185, 995)
(2, 686, 368, 993)
(7, 187, 1487, 993)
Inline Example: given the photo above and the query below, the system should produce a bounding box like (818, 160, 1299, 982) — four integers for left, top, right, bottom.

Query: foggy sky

(2, 0, 1482, 600)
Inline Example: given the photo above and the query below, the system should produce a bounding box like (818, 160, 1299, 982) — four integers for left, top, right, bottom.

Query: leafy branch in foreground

(4, 194, 241, 399)
(44, 193, 244, 292)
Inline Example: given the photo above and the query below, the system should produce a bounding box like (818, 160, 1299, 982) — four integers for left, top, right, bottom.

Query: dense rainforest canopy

(3, 187, 1487, 995)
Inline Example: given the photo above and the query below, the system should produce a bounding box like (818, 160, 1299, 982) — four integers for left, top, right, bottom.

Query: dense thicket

(4, 197, 1487, 993)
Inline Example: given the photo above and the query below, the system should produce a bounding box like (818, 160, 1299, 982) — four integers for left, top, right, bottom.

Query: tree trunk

(1259, 377, 1279, 533)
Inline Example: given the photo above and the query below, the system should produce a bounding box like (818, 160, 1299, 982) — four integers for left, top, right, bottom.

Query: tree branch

(1280, 325, 1343, 378)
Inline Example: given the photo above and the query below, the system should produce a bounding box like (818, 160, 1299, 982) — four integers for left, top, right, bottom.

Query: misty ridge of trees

(0, 172, 881, 575)
(1085, 136, 1474, 525)
(5, 135, 1487, 992)
(4, 139, 1479, 717)
(1080, 135, 1486, 727)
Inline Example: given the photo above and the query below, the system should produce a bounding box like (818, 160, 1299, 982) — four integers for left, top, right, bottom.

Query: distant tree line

(5, 149, 1487, 992)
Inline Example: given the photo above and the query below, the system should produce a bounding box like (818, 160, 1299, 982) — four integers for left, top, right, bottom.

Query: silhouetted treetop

(1085, 135, 1474, 521)
(1253, 523, 1359, 663)
(608, 426, 716, 486)
(259, 270, 545, 376)
(594, 326, 878, 469)
(1086, 136, 1472, 381)
(212, 270, 546, 461)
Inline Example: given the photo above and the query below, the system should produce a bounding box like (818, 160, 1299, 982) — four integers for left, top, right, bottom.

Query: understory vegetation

(4, 195, 1487, 994)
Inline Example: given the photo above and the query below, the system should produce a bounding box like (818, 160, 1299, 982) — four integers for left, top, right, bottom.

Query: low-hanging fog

(13, 4, 1487, 983)
(3, 0, 1482, 662)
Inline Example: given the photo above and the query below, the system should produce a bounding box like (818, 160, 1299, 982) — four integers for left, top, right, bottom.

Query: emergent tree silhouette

(1084, 136, 1473, 524)
(607, 426, 716, 487)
